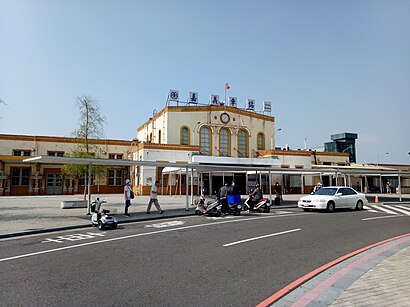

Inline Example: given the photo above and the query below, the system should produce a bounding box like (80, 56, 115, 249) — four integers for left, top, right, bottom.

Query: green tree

(63, 96, 107, 200)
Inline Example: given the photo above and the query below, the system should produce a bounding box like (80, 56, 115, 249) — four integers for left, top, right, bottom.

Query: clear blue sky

(1, 0, 409, 164)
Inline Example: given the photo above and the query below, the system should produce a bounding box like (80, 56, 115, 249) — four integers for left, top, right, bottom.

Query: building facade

(0, 134, 131, 196)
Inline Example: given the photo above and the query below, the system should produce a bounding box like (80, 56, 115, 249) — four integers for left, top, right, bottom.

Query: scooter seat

(102, 209, 110, 214)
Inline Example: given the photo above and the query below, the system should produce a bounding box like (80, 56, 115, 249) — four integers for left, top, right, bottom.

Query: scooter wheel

(215, 211, 221, 217)
(98, 220, 104, 230)
(263, 207, 271, 213)
(111, 223, 117, 229)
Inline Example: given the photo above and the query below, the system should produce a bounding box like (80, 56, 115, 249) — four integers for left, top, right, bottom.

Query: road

(1, 206, 410, 306)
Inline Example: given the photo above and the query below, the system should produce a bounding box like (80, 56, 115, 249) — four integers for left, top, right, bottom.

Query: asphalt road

(1, 207, 410, 306)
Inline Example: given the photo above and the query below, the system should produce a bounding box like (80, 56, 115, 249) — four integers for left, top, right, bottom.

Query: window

(108, 169, 123, 186)
(48, 151, 64, 157)
(181, 126, 189, 145)
(237, 130, 248, 157)
(257, 133, 265, 150)
(13, 150, 31, 156)
(11, 168, 30, 186)
(78, 175, 95, 186)
(219, 128, 230, 156)
(199, 126, 211, 155)
(109, 154, 123, 160)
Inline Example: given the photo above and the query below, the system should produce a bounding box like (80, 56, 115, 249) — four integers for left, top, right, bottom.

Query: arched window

(158, 130, 162, 144)
(238, 130, 248, 157)
(180, 126, 189, 145)
(219, 128, 230, 156)
(199, 126, 211, 155)
(257, 132, 265, 150)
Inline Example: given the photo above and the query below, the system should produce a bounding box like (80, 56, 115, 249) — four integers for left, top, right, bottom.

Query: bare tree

(73, 95, 106, 153)
(63, 95, 107, 201)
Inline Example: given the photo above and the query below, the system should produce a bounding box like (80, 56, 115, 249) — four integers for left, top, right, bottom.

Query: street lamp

(270, 128, 282, 150)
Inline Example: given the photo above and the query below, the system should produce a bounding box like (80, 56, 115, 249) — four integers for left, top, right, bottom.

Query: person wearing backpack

(124, 178, 133, 216)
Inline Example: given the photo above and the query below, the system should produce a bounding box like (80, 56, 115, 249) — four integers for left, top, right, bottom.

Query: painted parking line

(223, 229, 301, 247)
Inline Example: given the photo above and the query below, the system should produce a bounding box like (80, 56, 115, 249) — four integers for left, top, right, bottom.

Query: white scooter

(243, 196, 271, 213)
(91, 198, 118, 230)
(194, 195, 222, 217)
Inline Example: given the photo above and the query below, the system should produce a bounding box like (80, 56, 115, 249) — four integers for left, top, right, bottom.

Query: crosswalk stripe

(363, 205, 378, 212)
(395, 205, 410, 212)
(372, 205, 398, 215)
(382, 205, 410, 216)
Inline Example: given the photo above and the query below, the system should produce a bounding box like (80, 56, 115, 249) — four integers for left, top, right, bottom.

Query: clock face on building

(220, 112, 230, 124)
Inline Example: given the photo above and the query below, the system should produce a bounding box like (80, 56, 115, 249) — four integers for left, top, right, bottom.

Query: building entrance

(46, 173, 62, 194)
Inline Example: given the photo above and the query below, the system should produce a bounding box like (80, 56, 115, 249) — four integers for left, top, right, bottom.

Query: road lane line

(396, 205, 410, 212)
(223, 229, 301, 247)
(0, 213, 308, 263)
(362, 215, 404, 221)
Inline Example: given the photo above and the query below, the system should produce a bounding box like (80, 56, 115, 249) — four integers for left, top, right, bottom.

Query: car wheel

(98, 220, 104, 230)
(327, 201, 335, 213)
(302, 208, 309, 212)
(355, 200, 363, 211)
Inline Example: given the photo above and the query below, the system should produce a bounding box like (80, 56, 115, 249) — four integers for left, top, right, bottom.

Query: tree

(63, 96, 107, 200)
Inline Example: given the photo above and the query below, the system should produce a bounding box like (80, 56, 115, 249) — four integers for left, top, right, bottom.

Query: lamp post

(270, 128, 282, 150)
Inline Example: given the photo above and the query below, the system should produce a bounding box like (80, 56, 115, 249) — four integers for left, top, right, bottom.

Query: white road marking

(144, 221, 185, 228)
(383, 205, 410, 216)
(205, 216, 235, 220)
(363, 205, 378, 212)
(0, 213, 307, 263)
(41, 232, 106, 244)
(372, 205, 399, 215)
(395, 205, 410, 212)
(223, 228, 301, 247)
(362, 215, 404, 221)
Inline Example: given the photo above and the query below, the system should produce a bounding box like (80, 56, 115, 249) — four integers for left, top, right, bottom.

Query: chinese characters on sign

(169, 90, 179, 101)
(246, 99, 255, 110)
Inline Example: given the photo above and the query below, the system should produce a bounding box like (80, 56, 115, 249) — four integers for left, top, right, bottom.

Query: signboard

(246, 99, 255, 110)
(188, 92, 198, 104)
(229, 97, 237, 107)
(263, 101, 271, 112)
(169, 90, 179, 101)
(210, 95, 220, 105)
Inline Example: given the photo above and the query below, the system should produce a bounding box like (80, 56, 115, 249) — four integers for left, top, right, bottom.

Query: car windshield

(313, 188, 338, 196)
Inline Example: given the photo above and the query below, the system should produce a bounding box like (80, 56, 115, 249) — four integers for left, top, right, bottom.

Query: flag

(225, 83, 230, 90)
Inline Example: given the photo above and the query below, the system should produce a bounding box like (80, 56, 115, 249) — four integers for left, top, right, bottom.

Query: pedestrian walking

(146, 180, 164, 214)
(386, 181, 392, 194)
(124, 179, 132, 216)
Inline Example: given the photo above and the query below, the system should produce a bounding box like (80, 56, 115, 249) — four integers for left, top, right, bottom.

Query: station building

(1, 104, 408, 197)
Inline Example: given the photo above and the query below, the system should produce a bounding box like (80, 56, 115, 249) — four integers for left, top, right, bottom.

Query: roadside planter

(61, 200, 87, 209)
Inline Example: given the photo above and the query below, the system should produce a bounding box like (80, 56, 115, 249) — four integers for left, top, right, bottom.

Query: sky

(0, 0, 409, 164)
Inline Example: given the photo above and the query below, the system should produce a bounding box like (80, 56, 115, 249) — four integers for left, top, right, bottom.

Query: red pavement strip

(257, 233, 410, 307)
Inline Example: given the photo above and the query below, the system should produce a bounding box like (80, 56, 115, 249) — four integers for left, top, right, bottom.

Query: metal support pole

(379, 175, 383, 193)
(87, 163, 92, 215)
(190, 168, 194, 206)
(301, 173, 304, 194)
(186, 167, 189, 211)
(269, 170, 272, 205)
(398, 174, 402, 202)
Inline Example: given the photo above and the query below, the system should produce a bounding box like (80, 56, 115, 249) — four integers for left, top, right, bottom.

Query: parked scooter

(243, 195, 271, 213)
(91, 198, 118, 230)
(226, 194, 242, 216)
(194, 195, 222, 217)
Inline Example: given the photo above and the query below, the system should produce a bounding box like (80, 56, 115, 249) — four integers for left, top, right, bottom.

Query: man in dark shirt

(217, 183, 229, 213)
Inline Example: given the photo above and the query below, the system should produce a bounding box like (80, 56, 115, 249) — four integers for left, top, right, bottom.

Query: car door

(337, 188, 350, 208)
(339, 188, 356, 208)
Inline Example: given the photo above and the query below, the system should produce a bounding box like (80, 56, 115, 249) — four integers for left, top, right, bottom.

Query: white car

(298, 186, 368, 212)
